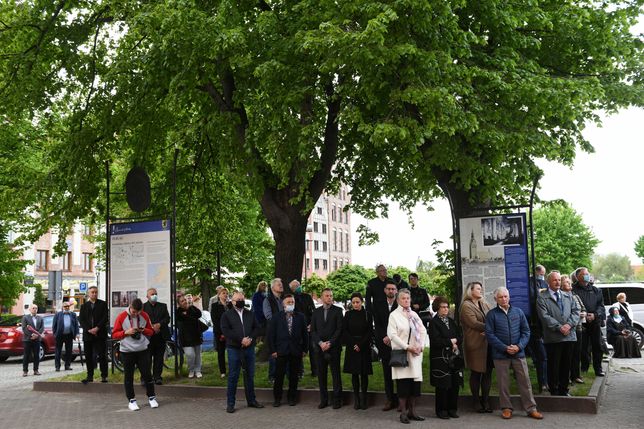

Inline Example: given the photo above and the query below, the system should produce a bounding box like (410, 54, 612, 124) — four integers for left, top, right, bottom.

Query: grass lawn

(52, 348, 595, 397)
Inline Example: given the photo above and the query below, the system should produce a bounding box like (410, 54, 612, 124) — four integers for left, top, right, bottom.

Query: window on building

(314, 240, 319, 251)
(83, 253, 93, 272)
(314, 258, 320, 269)
(345, 211, 349, 224)
(345, 258, 349, 266)
(83, 225, 92, 236)
(36, 250, 48, 271)
(338, 205, 342, 223)
(313, 222, 319, 233)
(321, 223, 327, 234)
(331, 204, 336, 221)
(317, 207, 323, 215)
(62, 251, 72, 271)
(323, 259, 328, 271)
(306, 258, 310, 269)
(333, 230, 337, 251)
(339, 232, 343, 253)
(305, 240, 310, 251)
(322, 241, 327, 252)
(333, 258, 338, 271)
(345, 232, 349, 252)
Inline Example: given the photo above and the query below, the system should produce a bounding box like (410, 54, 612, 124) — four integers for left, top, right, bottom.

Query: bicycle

(109, 339, 183, 373)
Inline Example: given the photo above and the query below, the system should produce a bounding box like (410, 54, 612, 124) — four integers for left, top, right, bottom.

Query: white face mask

(285, 304, 295, 313)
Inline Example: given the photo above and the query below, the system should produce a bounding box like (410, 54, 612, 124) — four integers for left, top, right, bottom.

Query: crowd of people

(20, 263, 641, 420)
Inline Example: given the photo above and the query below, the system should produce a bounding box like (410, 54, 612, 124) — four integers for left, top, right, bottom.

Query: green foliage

(427, 240, 457, 302)
(32, 284, 46, 310)
(0, 224, 26, 309)
(635, 236, 644, 263)
(326, 264, 372, 302)
(533, 201, 600, 276)
(592, 253, 633, 283)
(302, 274, 329, 300)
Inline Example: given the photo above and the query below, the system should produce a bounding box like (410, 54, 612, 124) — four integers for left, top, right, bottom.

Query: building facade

(303, 184, 352, 279)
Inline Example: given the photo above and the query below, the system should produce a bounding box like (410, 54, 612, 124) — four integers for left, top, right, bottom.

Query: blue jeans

(227, 346, 256, 407)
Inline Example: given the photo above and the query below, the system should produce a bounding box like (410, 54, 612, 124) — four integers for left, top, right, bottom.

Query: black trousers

(274, 354, 302, 402)
(84, 338, 108, 380)
(122, 349, 155, 400)
(581, 321, 603, 373)
(378, 347, 397, 404)
(216, 336, 227, 375)
(316, 349, 342, 404)
(55, 333, 74, 369)
(22, 341, 40, 372)
(435, 385, 459, 414)
(148, 334, 166, 380)
(545, 341, 573, 395)
(570, 334, 582, 380)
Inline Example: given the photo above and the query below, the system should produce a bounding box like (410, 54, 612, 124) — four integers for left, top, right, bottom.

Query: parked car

(0, 313, 57, 361)
(597, 282, 644, 349)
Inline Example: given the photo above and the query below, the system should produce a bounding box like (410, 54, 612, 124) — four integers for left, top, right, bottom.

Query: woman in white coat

(388, 288, 427, 424)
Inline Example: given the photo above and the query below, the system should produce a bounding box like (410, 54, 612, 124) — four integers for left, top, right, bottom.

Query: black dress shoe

(101, 377, 108, 383)
(288, 399, 297, 406)
(155, 378, 163, 385)
(596, 371, 606, 377)
(273, 400, 281, 407)
(81, 379, 93, 385)
(318, 401, 328, 409)
(248, 401, 264, 409)
(409, 414, 425, 421)
(448, 410, 459, 418)
(437, 411, 450, 419)
(399, 413, 410, 424)
(65, 367, 72, 371)
(226, 406, 235, 413)
(332, 402, 341, 409)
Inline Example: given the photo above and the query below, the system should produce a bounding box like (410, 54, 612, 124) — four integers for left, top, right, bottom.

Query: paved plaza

(1, 355, 643, 429)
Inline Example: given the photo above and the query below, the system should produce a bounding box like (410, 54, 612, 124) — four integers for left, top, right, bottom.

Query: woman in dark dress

(429, 296, 463, 420)
(210, 288, 232, 378)
(607, 306, 641, 358)
(342, 292, 373, 410)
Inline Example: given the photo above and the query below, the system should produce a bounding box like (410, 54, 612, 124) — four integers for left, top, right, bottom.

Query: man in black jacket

(408, 273, 430, 313)
(143, 287, 170, 385)
(372, 280, 399, 411)
(79, 286, 109, 384)
(572, 267, 606, 377)
(365, 264, 393, 314)
(267, 294, 308, 407)
(220, 291, 264, 413)
(289, 279, 316, 377)
(311, 288, 343, 409)
(21, 304, 44, 376)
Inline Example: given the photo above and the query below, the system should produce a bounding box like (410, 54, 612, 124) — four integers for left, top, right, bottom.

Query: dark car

(0, 313, 59, 361)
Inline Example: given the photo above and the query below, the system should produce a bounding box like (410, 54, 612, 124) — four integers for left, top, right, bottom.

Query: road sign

(79, 282, 88, 293)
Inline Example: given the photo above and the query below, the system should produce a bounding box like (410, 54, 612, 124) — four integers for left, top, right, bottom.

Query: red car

(0, 313, 57, 361)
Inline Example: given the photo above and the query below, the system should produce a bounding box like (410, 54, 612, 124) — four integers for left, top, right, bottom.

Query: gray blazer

(537, 289, 580, 343)
(21, 314, 44, 342)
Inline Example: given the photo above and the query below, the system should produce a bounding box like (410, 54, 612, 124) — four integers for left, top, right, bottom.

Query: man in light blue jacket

(536, 271, 580, 397)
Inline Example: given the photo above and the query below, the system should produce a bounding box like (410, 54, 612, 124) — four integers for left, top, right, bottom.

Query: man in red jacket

(112, 298, 159, 411)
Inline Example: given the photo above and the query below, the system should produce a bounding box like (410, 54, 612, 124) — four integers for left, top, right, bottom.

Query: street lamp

(304, 224, 313, 281)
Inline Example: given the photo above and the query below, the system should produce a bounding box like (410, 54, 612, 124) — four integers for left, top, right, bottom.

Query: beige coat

(459, 298, 490, 373)
(387, 306, 427, 381)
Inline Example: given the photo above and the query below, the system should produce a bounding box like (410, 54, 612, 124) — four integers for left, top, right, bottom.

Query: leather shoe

(596, 371, 606, 377)
(23, 372, 28, 377)
(81, 378, 92, 385)
(226, 406, 235, 413)
(528, 410, 543, 420)
(33, 371, 41, 376)
(448, 411, 459, 418)
(65, 367, 72, 371)
(55, 368, 60, 372)
(501, 409, 512, 419)
(399, 413, 410, 424)
(248, 401, 264, 409)
(332, 402, 341, 409)
(101, 377, 108, 383)
(273, 400, 281, 407)
(318, 401, 328, 409)
(382, 400, 396, 411)
(408, 414, 425, 421)
(437, 411, 450, 419)
(288, 399, 297, 406)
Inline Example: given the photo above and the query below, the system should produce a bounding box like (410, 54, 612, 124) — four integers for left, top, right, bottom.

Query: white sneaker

(128, 400, 140, 411)
(195, 372, 203, 378)
(149, 397, 159, 409)
(188, 371, 195, 378)
(220, 373, 226, 378)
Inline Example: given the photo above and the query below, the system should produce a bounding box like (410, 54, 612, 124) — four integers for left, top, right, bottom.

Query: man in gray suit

(536, 271, 580, 396)
(22, 304, 44, 376)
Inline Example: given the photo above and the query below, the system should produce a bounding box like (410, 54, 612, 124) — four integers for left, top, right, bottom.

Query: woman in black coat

(176, 295, 203, 378)
(607, 306, 641, 358)
(429, 296, 463, 420)
(342, 292, 373, 410)
(210, 288, 232, 378)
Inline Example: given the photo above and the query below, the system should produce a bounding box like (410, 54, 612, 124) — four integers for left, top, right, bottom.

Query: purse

(389, 325, 411, 368)
(364, 310, 380, 362)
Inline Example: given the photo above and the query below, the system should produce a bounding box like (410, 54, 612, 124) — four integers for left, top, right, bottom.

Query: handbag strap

(406, 319, 411, 345)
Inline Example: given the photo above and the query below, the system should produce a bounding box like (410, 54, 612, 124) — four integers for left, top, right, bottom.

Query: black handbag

(389, 326, 411, 368)
(447, 348, 464, 370)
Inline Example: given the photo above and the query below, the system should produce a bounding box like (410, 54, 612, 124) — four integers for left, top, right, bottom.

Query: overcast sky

(351, 106, 644, 271)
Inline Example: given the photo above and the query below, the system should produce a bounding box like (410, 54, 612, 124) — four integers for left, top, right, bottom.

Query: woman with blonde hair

(459, 281, 492, 413)
(210, 287, 232, 378)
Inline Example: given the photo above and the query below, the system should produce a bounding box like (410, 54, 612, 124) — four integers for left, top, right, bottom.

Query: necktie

(324, 307, 328, 322)
(287, 314, 293, 335)
(556, 291, 563, 312)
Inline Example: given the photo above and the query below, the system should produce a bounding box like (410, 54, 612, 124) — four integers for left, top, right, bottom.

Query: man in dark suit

(365, 264, 393, 315)
(310, 288, 343, 409)
(21, 304, 44, 376)
(220, 291, 264, 413)
(143, 287, 170, 385)
(267, 294, 308, 407)
(372, 280, 398, 410)
(78, 286, 109, 384)
(52, 301, 80, 371)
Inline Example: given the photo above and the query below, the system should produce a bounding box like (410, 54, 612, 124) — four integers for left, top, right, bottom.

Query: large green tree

(0, 224, 26, 310)
(533, 200, 600, 275)
(592, 253, 633, 282)
(635, 235, 644, 263)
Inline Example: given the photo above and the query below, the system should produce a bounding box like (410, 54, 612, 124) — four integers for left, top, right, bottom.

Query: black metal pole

(172, 148, 179, 377)
(528, 174, 540, 319)
(105, 161, 113, 374)
(217, 250, 222, 287)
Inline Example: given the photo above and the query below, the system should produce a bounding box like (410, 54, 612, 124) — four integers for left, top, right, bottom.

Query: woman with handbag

(176, 294, 204, 378)
(387, 288, 427, 424)
(429, 296, 463, 420)
(211, 288, 232, 378)
(459, 281, 493, 412)
(342, 292, 374, 410)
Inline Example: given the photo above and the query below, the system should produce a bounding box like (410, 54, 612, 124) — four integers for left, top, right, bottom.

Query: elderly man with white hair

(21, 304, 44, 376)
(485, 287, 543, 420)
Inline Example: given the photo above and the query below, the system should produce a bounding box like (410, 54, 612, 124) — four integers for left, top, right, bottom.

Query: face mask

(537, 275, 544, 281)
(583, 274, 591, 282)
(150, 294, 158, 303)
(285, 304, 295, 312)
(295, 286, 302, 294)
(63, 309, 70, 313)
(235, 300, 245, 309)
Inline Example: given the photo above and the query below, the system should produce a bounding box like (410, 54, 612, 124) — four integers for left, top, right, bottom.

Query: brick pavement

(1, 356, 642, 429)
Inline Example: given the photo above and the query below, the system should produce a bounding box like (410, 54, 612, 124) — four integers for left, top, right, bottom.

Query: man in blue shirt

(52, 301, 80, 371)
